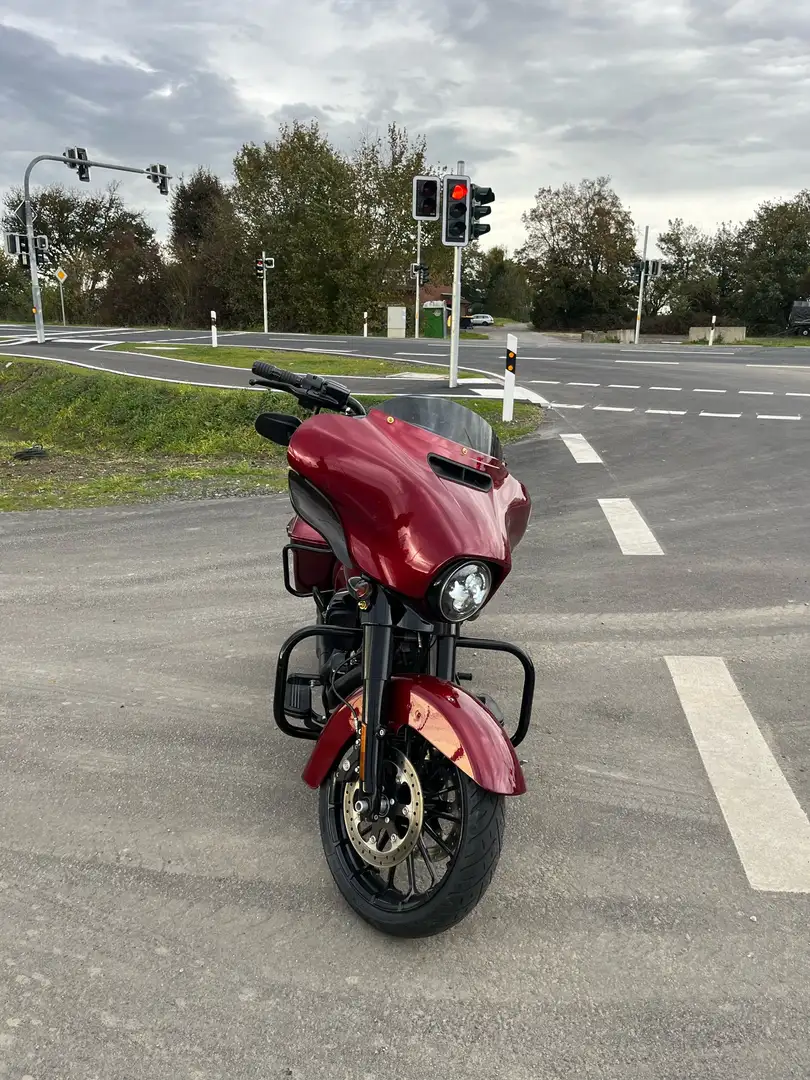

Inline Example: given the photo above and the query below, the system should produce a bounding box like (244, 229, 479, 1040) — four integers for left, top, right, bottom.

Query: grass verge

(1, 358, 540, 511)
(738, 337, 810, 347)
(460, 331, 489, 340)
(109, 344, 448, 378)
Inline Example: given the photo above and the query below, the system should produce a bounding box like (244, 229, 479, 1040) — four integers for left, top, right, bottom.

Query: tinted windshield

(371, 395, 502, 458)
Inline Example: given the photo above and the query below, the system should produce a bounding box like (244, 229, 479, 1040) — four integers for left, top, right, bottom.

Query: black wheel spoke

(424, 784, 455, 801)
(432, 811, 461, 824)
(386, 866, 396, 890)
(423, 821, 454, 857)
(406, 852, 417, 898)
(417, 836, 438, 887)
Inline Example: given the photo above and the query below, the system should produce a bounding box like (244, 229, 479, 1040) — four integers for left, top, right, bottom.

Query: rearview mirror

(255, 412, 301, 446)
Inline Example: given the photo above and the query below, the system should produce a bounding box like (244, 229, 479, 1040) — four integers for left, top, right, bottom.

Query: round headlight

(438, 562, 492, 622)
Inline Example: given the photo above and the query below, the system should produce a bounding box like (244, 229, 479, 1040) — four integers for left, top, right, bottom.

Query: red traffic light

(451, 183, 468, 200)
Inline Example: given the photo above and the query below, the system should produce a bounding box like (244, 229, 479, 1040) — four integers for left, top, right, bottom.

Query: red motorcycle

(250, 359, 535, 937)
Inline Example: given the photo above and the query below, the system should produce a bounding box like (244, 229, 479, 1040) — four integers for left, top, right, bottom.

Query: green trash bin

(421, 303, 447, 338)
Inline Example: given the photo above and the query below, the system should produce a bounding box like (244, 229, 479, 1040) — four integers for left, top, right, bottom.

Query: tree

(518, 177, 637, 330)
(2, 183, 160, 324)
(167, 168, 252, 328)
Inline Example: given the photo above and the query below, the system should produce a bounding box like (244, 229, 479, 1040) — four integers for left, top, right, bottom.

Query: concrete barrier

(689, 326, 746, 343)
(581, 329, 634, 344)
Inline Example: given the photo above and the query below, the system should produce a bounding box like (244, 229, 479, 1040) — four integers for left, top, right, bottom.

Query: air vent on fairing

(427, 454, 493, 492)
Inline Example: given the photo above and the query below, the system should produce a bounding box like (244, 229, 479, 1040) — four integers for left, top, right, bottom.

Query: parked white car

(470, 313, 494, 326)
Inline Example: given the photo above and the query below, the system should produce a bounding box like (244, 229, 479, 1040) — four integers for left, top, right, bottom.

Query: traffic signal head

(256, 258, 265, 278)
(4, 232, 18, 256)
(419, 265, 429, 286)
(413, 176, 440, 221)
(65, 147, 90, 182)
(147, 164, 170, 196)
(442, 175, 471, 247)
(471, 185, 494, 239)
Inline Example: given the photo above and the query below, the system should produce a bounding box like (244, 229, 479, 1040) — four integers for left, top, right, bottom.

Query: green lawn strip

(738, 337, 810, 347)
(1, 358, 539, 511)
(108, 343, 450, 378)
(460, 331, 489, 339)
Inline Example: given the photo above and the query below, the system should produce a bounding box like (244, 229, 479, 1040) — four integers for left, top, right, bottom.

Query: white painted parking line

(646, 409, 686, 415)
(757, 414, 801, 421)
(567, 381, 600, 387)
(693, 388, 726, 393)
(598, 499, 664, 555)
(739, 390, 774, 395)
(650, 386, 682, 391)
(616, 359, 679, 365)
(559, 434, 603, 463)
(593, 405, 635, 412)
(666, 656, 810, 893)
(700, 411, 742, 418)
(549, 402, 585, 409)
(609, 383, 640, 389)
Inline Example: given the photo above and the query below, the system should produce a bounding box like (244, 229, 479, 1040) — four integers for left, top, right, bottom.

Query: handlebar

(251, 360, 305, 388)
(249, 360, 365, 416)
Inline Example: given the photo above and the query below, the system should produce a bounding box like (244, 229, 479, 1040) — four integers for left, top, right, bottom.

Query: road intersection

(2, 323, 810, 1077)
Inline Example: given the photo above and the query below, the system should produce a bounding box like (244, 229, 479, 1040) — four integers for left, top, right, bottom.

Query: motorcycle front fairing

(285, 397, 531, 608)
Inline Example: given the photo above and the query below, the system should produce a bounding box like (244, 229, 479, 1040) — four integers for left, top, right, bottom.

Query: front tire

(319, 732, 505, 937)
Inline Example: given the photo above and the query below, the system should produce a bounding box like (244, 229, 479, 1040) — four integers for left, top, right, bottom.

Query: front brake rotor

(342, 747, 424, 869)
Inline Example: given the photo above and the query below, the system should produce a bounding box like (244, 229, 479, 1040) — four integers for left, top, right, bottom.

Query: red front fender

(302, 674, 526, 796)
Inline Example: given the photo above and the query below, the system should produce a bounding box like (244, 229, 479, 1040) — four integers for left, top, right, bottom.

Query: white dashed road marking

(693, 388, 726, 393)
(666, 656, 810, 893)
(567, 381, 600, 387)
(615, 359, 679, 365)
(559, 434, 603, 463)
(650, 385, 682, 391)
(593, 405, 634, 412)
(609, 383, 640, 389)
(787, 392, 810, 397)
(646, 409, 686, 416)
(757, 414, 801, 421)
(739, 390, 774, 395)
(550, 402, 585, 409)
(598, 499, 664, 555)
(700, 411, 742, 418)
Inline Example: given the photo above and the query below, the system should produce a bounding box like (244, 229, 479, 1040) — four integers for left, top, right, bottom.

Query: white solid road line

(559, 433, 604, 463)
(666, 656, 810, 892)
(646, 409, 686, 415)
(593, 405, 634, 412)
(758, 413, 801, 420)
(598, 498, 664, 555)
(700, 411, 742, 418)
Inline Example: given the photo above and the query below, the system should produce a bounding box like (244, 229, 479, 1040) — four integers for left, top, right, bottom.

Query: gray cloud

(1, 0, 808, 253)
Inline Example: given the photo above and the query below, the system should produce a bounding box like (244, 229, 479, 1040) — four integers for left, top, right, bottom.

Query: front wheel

(319, 731, 505, 937)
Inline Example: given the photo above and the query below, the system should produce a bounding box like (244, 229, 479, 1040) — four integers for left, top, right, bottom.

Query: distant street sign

(55, 268, 67, 283)
(13, 201, 26, 227)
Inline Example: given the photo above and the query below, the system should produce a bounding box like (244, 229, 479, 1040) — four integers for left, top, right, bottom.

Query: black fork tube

(430, 621, 459, 681)
(359, 590, 393, 804)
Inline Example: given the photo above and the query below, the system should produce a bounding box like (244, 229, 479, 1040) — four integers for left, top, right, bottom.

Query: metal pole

(262, 249, 269, 334)
(59, 280, 66, 326)
(634, 225, 649, 346)
(414, 220, 421, 339)
(22, 153, 172, 344)
(448, 159, 464, 389)
(503, 333, 518, 422)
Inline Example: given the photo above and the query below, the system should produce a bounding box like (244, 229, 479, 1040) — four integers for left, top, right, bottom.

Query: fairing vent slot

(427, 454, 493, 492)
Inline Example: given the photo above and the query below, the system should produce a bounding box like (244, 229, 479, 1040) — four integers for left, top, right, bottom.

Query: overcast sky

(2, 0, 808, 257)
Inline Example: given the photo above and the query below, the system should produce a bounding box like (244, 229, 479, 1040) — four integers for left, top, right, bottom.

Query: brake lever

(249, 378, 281, 389)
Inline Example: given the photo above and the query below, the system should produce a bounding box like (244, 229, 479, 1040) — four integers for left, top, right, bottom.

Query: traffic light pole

(447, 160, 465, 388)
(414, 221, 422, 339)
(262, 249, 269, 335)
(633, 225, 649, 346)
(23, 152, 171, 343)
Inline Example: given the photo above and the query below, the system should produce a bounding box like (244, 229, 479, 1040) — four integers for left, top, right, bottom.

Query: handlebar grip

(251, 360, 302, 387)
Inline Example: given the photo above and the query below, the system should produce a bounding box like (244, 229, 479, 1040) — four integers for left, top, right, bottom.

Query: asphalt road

(2, 323, 810, 1077)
